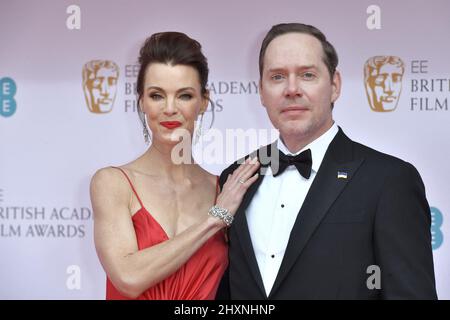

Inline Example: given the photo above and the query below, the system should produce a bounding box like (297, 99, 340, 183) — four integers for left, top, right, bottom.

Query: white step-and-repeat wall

(1, 0, 448, 299)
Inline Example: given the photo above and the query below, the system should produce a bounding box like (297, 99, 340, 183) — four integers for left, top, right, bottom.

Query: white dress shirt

(246, 123, 339, 296)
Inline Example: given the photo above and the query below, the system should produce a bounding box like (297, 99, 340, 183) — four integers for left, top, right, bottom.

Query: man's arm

(374, 161, 437, 299)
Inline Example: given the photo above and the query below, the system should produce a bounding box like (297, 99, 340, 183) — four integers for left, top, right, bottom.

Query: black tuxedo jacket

(216, 128, 437, 299)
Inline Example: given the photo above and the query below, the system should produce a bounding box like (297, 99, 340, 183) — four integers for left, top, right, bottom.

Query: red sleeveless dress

(106, 168, 228, 300)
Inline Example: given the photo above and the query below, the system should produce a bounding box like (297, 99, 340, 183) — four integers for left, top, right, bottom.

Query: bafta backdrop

(0, 0, 448, 299)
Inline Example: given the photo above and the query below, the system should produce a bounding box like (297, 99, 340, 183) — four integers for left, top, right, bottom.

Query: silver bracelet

(208, 205, 234, 227)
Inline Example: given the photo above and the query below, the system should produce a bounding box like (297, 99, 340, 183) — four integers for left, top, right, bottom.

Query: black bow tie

(272, 149, 312, 179)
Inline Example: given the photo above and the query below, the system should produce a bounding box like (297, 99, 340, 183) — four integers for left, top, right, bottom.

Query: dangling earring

(193, 113, 204, 145)
(143, 116, 151, 144)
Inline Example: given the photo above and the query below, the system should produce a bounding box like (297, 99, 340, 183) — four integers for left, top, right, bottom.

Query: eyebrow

(145, 86, 196, 92)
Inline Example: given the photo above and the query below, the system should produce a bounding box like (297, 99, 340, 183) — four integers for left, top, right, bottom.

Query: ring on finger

(238, 178, 246, 184)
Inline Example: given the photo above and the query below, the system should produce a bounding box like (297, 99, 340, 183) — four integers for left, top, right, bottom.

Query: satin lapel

(268, 130, 364, 297)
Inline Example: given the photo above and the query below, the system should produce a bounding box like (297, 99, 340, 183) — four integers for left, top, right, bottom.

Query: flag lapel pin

(337, 171, 348, 179)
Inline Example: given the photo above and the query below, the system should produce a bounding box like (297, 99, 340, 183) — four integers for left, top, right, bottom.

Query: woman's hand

(215, 157, 260, 216)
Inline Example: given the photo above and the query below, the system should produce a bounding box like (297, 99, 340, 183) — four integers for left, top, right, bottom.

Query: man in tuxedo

(216, 23, 437, 299)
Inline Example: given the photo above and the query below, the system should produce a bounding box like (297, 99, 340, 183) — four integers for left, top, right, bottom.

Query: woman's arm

(91, 158, 259, 298)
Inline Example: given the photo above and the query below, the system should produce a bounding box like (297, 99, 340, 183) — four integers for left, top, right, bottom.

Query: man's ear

(259, 80, 266, 108)
(331, 70, 342, 104)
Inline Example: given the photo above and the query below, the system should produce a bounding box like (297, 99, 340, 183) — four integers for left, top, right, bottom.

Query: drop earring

(143, 116, 151, 144)
(193, 113, 204, 145)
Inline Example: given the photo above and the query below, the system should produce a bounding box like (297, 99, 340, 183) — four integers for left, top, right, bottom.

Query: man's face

(259, 33, 341, 146)
(86, 67, 118, 113)
(366, 62, 403, 112)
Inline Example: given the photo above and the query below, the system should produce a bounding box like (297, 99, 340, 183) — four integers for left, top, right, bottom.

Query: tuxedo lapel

(231, 145, 274, 298)
(268, 129, 364, 297)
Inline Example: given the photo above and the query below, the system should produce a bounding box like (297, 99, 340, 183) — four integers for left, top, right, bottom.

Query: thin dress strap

(214, 176, 220, 204)
(111, 166, 145, 209)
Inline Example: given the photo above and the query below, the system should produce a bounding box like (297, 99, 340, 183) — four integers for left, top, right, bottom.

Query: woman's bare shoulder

(90, 166, 131, 202)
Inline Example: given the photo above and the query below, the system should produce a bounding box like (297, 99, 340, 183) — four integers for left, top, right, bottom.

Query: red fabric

(106, 169, 228, 300)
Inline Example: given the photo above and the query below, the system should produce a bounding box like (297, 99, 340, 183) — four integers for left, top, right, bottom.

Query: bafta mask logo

(82, 60, 119, 114)
(364, 56, 405, 112)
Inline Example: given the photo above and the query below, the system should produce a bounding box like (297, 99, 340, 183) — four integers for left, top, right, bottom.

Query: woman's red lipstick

(160, 121, 182, 129)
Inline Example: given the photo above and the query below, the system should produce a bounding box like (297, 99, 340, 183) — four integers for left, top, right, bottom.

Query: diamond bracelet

(208, 205, 234, 227)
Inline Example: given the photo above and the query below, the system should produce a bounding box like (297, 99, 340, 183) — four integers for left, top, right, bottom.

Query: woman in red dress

(90, 32, 260, 299)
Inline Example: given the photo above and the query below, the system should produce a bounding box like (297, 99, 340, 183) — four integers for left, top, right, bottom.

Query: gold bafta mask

(364, 56, 404, 112)
(82, 60, 119, 113)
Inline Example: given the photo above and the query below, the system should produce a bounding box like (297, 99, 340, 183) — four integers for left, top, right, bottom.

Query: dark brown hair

(136, 32, 209, 135)
(137, 32, 209, 99)
(259, 23, 339, 80)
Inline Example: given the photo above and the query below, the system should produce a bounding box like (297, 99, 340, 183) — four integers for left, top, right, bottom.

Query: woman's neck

(143, 141, 197, 181)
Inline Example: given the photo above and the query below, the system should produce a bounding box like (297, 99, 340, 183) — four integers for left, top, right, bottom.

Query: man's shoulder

(219, 145, 269, 184)
(331, 128, 412, 171)
(349, 138, 418, 176)
(220, 151, 255, 175)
